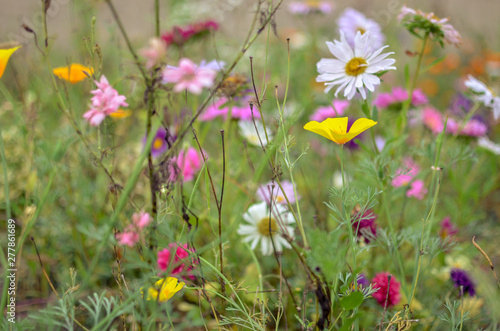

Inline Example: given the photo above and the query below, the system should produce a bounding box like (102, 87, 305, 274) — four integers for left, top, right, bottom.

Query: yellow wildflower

(0, 46, 21, 78)
(144, 277, 185, 302)
(304, 117, 377, 144)
(53, 63, 94, 83)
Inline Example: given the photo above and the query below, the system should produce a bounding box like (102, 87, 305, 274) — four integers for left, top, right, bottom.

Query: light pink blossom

(406, 180, 427, 200)
(140, 37, 167, 69)
(170, 147, 203, 182)
(422, 107, 445, 134)
(133, 211, 152, 229)
(200, 97, 260, 121)
(391, 158, 420, 187)
(116, 231, 140, 247)
(310, 100, 350, 122)
(256, 180, 300, 205)
(162, 58, 217, 94)
(374, 87, 428, 109)
(83, 76, 128, 126)
(115, 211, 152, 247)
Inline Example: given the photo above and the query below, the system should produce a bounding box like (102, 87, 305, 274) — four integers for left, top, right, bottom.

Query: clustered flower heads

(398, 5, 462, 47)
(316, 31, 396, 100)
(238, 202, 295, 256)
(84, 75, 129, 126)
(337, 8, 385, 51)
(161, 20, 219, 46)
(422, 107, 488, 137)
(371, 272, 401, 307)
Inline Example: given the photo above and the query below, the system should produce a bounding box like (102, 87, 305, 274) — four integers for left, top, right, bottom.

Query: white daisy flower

(237, 202, 295, 256)
(238, 120, 273, 147)
(464, 75, 500, 120)
(478, 137, 500, 155)
(337, 8, 385, 51)
(316, 31, 396, 100)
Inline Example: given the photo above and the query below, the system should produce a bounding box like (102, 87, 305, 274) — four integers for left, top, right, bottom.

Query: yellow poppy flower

(0, 46, 21, 79)
(144, 277, 185, 302)
(53, 63, 94, 83)
(304, 117, 377, 145)
(109, 109, 132, 119)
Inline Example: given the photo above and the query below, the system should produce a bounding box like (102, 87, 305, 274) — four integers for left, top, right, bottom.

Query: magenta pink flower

(161, 20, 219, 46)
(157, 243, 195, 279)
(374, 87, 428, 109)
(406, 180, 427, 199)
(133, 211, 152, 229)
(162, 58, 217, 95)
(170, 147, 203, 182)
(371, 272, 401, 307)
(200, 97, 260, 121)
(83, 76, 128, 126)
(310, 100, 350, 122)
(440, 216, 458, 239)
(391, 158, 420, 187)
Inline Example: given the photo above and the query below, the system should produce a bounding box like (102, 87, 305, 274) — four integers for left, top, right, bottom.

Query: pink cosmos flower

(256, 180, 300, 205)
(310, 100, 350, 122)
(391, 158, 420, 187)
(157, 243, 195, 279)
(406, 180, 427, 200)
(83, 76, 128, 126)
(371, 272, 401, 307)
(140, 37, 167, 69)
(200, 97, 260, 121)
(162, 58, 217, 95)
(170, 147, 203, 182)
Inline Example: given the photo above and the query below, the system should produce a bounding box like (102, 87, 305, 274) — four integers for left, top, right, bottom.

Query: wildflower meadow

(2, 0, 500, 330)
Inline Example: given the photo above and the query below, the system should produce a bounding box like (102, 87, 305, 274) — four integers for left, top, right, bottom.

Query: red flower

(371, 272, 401, 307)
(161, 20, 219, 46)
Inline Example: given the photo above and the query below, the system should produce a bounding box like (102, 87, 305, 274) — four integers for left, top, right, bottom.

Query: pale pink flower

(83, 76, 128, 126)
(442, 24, 462, 46)
(391, 158, 420, 187)
(256, 180, 300, 205)
(140, 37, 167, 69)
(133, 211, 152, 229)
(310, 100, 350, 122)
(422, 107, 444, 134)
(288, 1, 334, 15)
(170, 147, 203, 182)
(157, 243, 195, 279)
(162, 58, 217, 94)
(116, 231, 140, 247)
(406, 180, 427, 199)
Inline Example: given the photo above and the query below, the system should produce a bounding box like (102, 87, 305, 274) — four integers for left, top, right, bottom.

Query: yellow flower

(53, 63, 94, 83)
(304, 117, 377, 144)
(109, 109, 132, 119)
(0, 46, 21, 79)
(144, 277, 185, 302)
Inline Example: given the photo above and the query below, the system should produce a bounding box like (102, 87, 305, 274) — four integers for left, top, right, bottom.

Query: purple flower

(352, 209, 377, 243)
(450, 268, 475, 296)
(356, 273, 370, 288)
(256, 180, 299, 205)
(288, 1, 334, 15)
(450, 93, 474, 115)
(144, 127, 175, 158)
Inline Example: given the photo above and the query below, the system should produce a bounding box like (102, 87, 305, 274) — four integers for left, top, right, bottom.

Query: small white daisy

(238, 120, 273, 147)
(237, 202, 295, 256)
(478, 137, 500, 155)
(337, 8, 385, 50)
(316, 31, 396, 100)
(464, 75, 500, 120)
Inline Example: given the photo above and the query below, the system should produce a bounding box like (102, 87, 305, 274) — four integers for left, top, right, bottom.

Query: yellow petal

(109, 109, 132, 119)
(53, 63, 94, 83)
(322, 117, 348, 135)
(147, 277, 185, 302)
(348, 118, 377, 135)
(304, 120, 334, 141)
(0, 46, 21, 79)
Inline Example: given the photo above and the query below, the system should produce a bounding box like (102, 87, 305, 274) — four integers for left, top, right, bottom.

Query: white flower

(337, 8, 385, 51)
(237, 202, 295, 256)
(238, 120, 273, 146)
(465, 75, 500, 120)
(478, 137, 500, 155)
(316, 31, 396, 100)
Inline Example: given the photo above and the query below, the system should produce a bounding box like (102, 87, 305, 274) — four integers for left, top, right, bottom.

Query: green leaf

(340, 291, 364, 311)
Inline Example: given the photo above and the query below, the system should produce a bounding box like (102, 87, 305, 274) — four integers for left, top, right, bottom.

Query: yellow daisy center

(345, 57, 368, 76)
(356, 27, 366, 34)
(257, 217, 278, 236)
(153, 138, 164, 149)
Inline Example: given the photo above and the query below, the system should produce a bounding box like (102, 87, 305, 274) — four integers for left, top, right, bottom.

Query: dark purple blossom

(450, 268, 475, 296)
